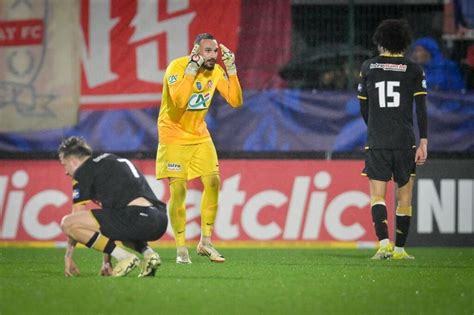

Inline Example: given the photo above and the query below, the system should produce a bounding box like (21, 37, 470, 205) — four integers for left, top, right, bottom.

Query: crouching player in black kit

(58, 136, 168, 277)
(357, 19, 428, 260)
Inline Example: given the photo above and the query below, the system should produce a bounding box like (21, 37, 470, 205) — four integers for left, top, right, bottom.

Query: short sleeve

(72, 168, 92, 205)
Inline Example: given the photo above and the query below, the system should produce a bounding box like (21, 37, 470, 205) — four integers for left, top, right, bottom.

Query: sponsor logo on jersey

(168, 74, 178, 85)
(187, 92, 210, 111)
(422, 79, 427, 89)
(196, 81, 202, 90)
(357, 83, 363, 92)
(167, 163, 181, 171)
(207, 80, 213, 88)
(73, 188, 80, 200)
(369, 63, 407, 72)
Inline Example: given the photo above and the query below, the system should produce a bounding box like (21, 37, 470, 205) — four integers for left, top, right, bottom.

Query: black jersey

(72, 153, 163, 209)
(357, 54, 427, 149)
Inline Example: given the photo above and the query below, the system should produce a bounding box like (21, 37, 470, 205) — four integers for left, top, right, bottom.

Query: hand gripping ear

(185, 44, 204, 76)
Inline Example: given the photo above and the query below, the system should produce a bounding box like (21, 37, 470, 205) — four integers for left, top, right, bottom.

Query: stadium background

(0, 0, 473, 248)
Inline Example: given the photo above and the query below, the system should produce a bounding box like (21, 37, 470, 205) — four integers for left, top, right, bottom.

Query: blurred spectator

(279, 43, 371, 90)
(454, 0, 474, 36)
(460, 44, 474, 89)
(410, 37, 466, 91)
(445, 1, 473, 83)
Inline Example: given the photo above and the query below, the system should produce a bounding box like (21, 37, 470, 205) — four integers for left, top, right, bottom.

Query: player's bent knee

(202, 174, 220, 190)
(60, 214, 74, 234)
(169, 179, 187, 201)
(169, 178, 186, 191)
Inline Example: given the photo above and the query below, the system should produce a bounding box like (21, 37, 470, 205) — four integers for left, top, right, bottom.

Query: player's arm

(168, 45, 204, 109)
(67, 201, 112, 276)
(64, 236, 80, 277)
(99, 254, 113, 276)
(216, 44, 243, 107)
(63, 202, 87, 277)
(357, 63, 369, 125)
(415, 94, 428, 165)
(414, 66, 428, 165)
(359, 99, 368, 125)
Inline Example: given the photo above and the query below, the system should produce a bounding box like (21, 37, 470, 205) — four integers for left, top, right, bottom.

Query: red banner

(0, 159, 395, 243)
(0, 20, 44, 46)
(80, 0, 241, 110)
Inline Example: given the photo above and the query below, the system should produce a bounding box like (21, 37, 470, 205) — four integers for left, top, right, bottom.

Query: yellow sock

(169, 179, 187, 247)
(200, 175, 220, 237)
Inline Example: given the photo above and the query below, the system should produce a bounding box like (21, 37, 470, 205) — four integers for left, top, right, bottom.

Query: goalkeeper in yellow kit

(156, 33, 243, 264)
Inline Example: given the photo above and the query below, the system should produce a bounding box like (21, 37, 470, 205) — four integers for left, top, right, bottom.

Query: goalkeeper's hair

(194, 33, 215, 45)
(372, 19, 412, 54)
(58, 136, 93, 159)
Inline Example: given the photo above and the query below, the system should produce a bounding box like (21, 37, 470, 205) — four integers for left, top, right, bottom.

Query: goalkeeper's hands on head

(219, 44, 237, 75)
(185, 44, 204, 76)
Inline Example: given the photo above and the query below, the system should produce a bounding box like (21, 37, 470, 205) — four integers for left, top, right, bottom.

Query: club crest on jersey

(73, 188, 80, 200)
(187, 92, 210, 111)
(167, 163, 181, 171)
(196, 81, 202, 90)
(168, 75, 178, 85)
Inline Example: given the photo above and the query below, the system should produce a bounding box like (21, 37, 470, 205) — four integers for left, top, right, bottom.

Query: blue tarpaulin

(0, 90, 473, 153)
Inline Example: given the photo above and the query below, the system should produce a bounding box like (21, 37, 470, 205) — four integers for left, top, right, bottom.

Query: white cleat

(176, 248, 192, 264)
(112, 255, 140, 277)
(197, 242, 225, 263)
(371, 244, 393, 260)
(138, 252, 161, 277)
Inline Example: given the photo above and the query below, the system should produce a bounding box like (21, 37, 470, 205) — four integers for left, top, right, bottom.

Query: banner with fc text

(0, 0, 80, 132)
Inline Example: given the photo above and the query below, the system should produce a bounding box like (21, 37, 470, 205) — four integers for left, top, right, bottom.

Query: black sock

(372, 204, 389, 241)
(103, 240, 116, 254)
(395, 215, 411, 247)
(85, 232, 100, 248)
(133, 241, 148, 254)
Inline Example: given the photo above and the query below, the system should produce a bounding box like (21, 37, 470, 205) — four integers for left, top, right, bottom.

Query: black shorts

(362, 148, 416, 187)
(91, 204, 168, 242)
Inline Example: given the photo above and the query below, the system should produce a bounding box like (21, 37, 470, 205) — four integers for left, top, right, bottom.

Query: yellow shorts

(156, 141, 219, 180)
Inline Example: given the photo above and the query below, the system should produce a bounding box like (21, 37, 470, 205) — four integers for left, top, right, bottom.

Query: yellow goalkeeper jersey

(158, 56, 243, 145)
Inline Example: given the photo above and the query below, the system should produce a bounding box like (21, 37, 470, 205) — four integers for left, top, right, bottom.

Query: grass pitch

(1, 247, 473, 314)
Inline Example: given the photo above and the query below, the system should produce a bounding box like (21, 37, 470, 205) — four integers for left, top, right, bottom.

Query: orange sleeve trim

(357, 95, 367, 100)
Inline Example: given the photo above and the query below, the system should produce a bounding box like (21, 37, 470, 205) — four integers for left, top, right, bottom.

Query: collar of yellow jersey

(380, 53, 404, 57)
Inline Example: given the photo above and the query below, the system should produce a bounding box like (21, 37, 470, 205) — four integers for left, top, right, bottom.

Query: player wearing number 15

(357, 19, 428, 260)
